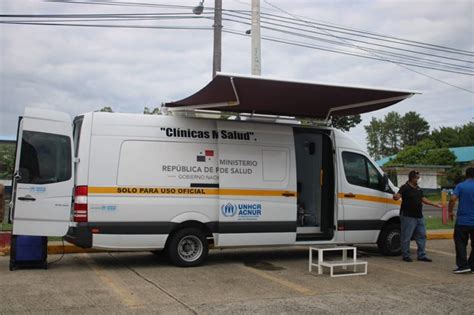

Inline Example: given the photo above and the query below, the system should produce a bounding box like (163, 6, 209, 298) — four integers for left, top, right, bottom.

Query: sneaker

(418, 257, 433, 262)
(453, 267, 471, 274)
(403, 257, 413, 262)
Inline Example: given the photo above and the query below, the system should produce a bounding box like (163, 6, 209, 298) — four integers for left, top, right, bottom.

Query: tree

(386, 139, 456, 166)
(0, 144, 15, 179)
(329, 114, 362, 132)
(383, 112, 402, 155)
(143, 106, 161, 115)
(365, 117, 384, 160)
(441, 165, 464, 188)
(96, 106, 113, 113)
(400, 111, 429, 146)
(430, 122, 474, 148)
(364, 113, 402, 160)
(365, 111, 431, 160)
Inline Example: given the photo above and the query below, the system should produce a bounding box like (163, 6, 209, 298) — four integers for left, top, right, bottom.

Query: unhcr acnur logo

(221, 203, 237, 217)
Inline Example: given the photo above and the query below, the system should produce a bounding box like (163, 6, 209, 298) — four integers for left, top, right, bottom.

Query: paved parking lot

(0, 239, 472, 314)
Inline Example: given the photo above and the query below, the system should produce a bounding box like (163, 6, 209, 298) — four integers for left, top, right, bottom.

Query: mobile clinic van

(10, 74, 416, 267)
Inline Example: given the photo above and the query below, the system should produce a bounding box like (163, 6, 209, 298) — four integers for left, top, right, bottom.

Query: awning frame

(167, 76, 240, 112)
(324, 94, 414, 121)
(162, 73, 418, 123)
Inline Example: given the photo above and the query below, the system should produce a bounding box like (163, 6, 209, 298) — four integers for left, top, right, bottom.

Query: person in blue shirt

(448, 167, 474, 274)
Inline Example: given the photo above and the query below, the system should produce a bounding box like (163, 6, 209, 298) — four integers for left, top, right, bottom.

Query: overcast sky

(1, 0, 473, 153)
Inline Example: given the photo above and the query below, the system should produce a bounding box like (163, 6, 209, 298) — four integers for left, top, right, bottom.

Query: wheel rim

(177, 235, 203, 262)
(387, 230, 401, 252)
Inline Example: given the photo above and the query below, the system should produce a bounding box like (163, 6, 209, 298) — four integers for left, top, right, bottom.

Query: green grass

(424, 193, 442, 203)
(0, 223, 12, 231)
(425, 217, 454, 230)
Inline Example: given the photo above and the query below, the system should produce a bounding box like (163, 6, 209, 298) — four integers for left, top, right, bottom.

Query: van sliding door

(215, 121, 297, 247)
(294, 129, 335, 241)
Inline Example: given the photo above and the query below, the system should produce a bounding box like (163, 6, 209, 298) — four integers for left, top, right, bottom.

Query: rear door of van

(10, 108, 74, 237)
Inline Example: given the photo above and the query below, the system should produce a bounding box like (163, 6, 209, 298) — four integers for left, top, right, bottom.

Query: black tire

(378, 223, 402, 256)
(166, 228, 209, 267)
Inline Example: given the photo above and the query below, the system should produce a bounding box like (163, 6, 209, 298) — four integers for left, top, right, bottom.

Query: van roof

(164, 73, 417, 120)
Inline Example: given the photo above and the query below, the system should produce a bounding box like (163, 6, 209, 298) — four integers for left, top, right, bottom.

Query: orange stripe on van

(338, 193, 401, 205)
(88, 186, 297, 198)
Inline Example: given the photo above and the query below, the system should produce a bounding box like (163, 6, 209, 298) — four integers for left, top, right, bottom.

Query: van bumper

(65, 224, 92, 248)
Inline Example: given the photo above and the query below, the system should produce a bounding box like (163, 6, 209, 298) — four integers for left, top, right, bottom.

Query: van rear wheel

(378, 223, 401, 256)
(167, 228, 208, 267)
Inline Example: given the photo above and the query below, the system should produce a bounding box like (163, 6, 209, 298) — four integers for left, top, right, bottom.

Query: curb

(1, 230, 454, 256)
(0, 242, 103, 256)
(427, 231, 453, 240)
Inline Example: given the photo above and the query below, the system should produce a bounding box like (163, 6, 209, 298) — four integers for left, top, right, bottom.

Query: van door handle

(282, 192, 296, 197)
(18, 195, 36, 201)
(344, 193, 356, 198)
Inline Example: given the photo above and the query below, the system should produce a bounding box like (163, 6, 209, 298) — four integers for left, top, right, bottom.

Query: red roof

(164, 73, 416, 119)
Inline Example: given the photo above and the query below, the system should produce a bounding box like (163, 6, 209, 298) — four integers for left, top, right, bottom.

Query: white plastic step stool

(309, 246, 368, 277)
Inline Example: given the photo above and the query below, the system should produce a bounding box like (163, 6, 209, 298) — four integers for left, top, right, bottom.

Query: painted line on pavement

(368, 261, 433, 280)
(240, 265, 315, 296)
(80, 253, 143, 309)
(423, 248, 456, 257)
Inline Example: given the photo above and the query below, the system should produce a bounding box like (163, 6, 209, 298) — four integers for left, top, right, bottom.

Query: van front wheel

(377, 223, 401, 256)
(167, 228, 208, 267)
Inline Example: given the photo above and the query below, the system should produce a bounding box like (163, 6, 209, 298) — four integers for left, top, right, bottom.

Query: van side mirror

(381, 174, 391, 192)
(14, 170, 22, 181)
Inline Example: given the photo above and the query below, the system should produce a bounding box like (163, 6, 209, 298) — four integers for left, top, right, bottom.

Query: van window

(73, 116, 83, 158)
(342, 151, 382, 191)
(19, 131, 71, 184)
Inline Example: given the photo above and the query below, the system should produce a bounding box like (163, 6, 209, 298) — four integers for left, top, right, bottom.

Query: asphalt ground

(0, 239, 472, 314)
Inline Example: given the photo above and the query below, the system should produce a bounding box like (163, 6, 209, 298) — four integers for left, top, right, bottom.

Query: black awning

(164, 73, 416, 119)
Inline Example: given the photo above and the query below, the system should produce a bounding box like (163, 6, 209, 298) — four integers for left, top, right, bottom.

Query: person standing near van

(448, 167, 474, 274)
(393, 170, 442, 262)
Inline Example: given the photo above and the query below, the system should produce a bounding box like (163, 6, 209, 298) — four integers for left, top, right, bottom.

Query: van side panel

(67, 113, 396, 251)
(86, 114, 219, 249)
(216, 121, 297, 246)
(335, 129, 400, 244)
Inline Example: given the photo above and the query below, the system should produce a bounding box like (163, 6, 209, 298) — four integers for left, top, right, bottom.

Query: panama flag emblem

(197, 150, 214, 162)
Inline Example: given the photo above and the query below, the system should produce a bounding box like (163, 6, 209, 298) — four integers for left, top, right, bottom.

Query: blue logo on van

(221, 203, 237, 217)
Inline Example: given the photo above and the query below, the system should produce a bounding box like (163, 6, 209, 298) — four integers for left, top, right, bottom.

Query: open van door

(10, 108, 74, 237)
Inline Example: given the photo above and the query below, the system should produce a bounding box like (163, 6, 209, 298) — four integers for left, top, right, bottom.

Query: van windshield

(19, 131, 71, 184)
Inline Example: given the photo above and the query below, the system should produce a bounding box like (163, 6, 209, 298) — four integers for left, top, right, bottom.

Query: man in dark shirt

(393, 170, 442, 262)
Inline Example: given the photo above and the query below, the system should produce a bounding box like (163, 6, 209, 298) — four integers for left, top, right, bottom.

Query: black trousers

(454, 224, 474, 269)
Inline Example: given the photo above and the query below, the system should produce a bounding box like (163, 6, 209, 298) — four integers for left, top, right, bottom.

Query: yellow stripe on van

(88, 186, 297, 198)
(338, 193, 401, 205)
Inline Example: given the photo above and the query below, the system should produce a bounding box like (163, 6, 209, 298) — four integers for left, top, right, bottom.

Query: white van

(10, 107, 403, 266)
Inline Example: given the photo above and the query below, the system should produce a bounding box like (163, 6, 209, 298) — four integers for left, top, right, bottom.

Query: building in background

(377, 146, 474, 191)
(382, 165, 449, 193)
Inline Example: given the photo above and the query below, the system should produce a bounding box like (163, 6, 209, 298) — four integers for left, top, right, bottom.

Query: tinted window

(342, 151, 382, 191)
(19, 131, 71, 184)
(73, 117, 83, 158)
(367, 160, 382, 190)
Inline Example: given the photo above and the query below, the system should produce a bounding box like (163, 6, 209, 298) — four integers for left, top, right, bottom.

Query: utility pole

(212, 0, 222, 78)
(251, 0, 261, 75)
